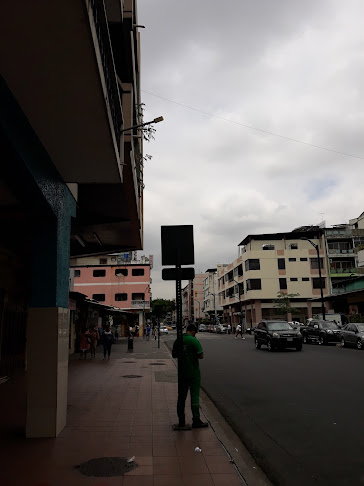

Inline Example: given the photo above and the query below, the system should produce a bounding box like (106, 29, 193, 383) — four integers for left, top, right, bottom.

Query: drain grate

(122, 374, 142, 378)
(77, 457, 138, 477)
(149, 362, 166, 366)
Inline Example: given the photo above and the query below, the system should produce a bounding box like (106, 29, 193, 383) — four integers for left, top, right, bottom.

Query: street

(165, 331, 364, 486)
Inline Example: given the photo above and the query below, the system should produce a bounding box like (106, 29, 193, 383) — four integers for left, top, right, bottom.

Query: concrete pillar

(255, 300, 262, 323)
(307, 301, 313, 319)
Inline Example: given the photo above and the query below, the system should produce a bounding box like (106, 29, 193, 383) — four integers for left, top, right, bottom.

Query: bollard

(127, 338, 134, 352)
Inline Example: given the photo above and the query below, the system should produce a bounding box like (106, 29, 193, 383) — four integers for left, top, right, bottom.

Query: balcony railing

(332, 288, 346, 294)
(328, 249, 354, 255)
(89, 0, 123, 145)
(330, 268, 357, 275)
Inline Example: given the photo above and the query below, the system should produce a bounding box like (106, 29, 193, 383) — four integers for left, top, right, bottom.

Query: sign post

(161, 225, 195, 430)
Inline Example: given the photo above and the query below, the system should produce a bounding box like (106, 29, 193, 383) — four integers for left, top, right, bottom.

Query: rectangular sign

(162, 267, 195, 281)
(161, 225, 194, 265)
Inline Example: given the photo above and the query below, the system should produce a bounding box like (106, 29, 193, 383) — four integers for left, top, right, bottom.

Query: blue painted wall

(0, 76, 76, 308)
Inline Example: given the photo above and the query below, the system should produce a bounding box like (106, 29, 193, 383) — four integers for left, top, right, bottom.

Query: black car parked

(301, 319, 341, 345)
(254, 320, 303, 351)
(340, 323, 364, 349)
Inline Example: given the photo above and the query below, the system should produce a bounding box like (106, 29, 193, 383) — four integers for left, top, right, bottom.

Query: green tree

(151, 298, 176, 319)
(274, 291, 300, 318)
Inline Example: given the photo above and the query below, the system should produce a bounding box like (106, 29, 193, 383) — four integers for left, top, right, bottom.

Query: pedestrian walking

(89, 326, 99, 358)
(172, 323, 208, 429)
(101, 325, 114, 359)
(79, 327, 91, 360)
(227, 324, 231, 334)
(146, 324, 151, 341)
(235, 323, 243, 339)
(154, 326, 158, 340)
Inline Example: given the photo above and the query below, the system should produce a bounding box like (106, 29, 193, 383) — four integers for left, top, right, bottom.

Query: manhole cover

(122, 375, 142, 378)
(77, 457, 138, 477)
(149, 363, 166, 366)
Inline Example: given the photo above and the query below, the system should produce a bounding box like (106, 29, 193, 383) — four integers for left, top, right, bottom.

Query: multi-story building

(218, 229, 329, 327)
(203, 268, 223, 321)
(70, 253, 152, 334)
(0, 0, 147, 438)
(182, 274, 207, 324)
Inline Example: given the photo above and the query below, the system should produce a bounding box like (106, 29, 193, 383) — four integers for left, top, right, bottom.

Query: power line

(141, 90, 364, 160)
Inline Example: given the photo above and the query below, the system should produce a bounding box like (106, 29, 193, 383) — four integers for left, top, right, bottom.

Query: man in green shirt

(172, 323, 208, 428)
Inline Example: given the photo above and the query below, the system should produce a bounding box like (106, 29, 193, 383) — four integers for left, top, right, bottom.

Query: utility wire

(142, 90, 364, 160)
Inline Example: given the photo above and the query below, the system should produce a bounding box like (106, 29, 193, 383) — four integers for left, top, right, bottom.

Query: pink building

(70, 254, 151, 334)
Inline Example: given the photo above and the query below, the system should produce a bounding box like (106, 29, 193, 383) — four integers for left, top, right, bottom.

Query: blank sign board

(161, 225, 194, 266)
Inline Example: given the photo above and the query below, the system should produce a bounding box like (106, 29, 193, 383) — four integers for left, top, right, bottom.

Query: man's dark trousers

(177, 376, 201, 424)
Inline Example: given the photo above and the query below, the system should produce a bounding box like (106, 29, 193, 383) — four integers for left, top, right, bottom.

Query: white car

(159, 326, 168, 335)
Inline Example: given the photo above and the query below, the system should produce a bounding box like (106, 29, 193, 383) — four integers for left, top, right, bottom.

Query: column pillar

(307, 301, 313, 319)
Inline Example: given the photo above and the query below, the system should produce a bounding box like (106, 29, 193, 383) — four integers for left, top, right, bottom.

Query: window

(245, 259, 260, 271)
(132, 293, 145, 300)
(93, 269, 106, 277)
(246, 279, 261, 290)
(312, 278, 326, 289)
(302, 277, 309, 281)
(115, 269, 128, 277)
(92, 294, 105, 302)
(289, 243, 298, 250)
(99, 258, 107, 265)
(300, 258, 308, 262)
(262, 244, 275, 250)
(132, 268, 145, 276)
(279, 278, 287, 290)
(288, 258, 296, 262)
(310, 258, 324, 270)
(277, 258, 285, 270)
(111, 257, 116, 262)
(290, 278, 298, 281)
(74, 269, 81, 278)
(115, 293, 127, 301)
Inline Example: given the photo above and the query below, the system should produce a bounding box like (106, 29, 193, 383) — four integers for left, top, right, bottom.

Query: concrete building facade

(182, 274, 207, 324)
(218, 229, 329, 327)
(0, 0, 146, 438)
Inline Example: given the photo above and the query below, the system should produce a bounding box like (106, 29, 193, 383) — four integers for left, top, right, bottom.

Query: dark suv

(254, 320, 303, 351)
(301, 320, 341, 345)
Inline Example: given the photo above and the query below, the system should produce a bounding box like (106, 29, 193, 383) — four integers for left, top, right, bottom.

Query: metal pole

(157, 318, 160, 348)
(176, 265, 184, 420)
(316, 243, 326, 320)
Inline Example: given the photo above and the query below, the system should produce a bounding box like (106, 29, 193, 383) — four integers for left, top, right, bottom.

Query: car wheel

(357, 339, 363, 350)
(341, 337, 346, 348)
(267, 340, 274, 352)
(296, 344, 302, 351)
(319, 335, 326, 345)
(303, 334, 310, 344)
(255, 338, 261, 349)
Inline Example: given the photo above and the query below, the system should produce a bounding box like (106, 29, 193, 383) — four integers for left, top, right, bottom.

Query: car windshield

(267, 322, 292, 331)
(320, 321, 339, 330)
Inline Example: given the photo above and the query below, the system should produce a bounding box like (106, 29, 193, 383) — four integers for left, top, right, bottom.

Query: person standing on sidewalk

(101, 325, 114, 359)
(79, 328, 91, 360)
(235, 323, 244, 339)
(146, 324, 151, 341)
(89, 326, 99, 358)
(172, 323, 208, 428)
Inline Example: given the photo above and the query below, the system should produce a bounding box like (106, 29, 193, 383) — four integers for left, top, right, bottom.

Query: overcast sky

(138, 0, 364, 300)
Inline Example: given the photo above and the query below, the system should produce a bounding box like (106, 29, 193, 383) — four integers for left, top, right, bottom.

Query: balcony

(330, 268, 357, 276)
(328, 249, 354, 256)
(325, 230, 352, 239)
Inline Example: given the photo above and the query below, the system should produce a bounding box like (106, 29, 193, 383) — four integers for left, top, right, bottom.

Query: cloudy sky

(137, 0, 364, 299)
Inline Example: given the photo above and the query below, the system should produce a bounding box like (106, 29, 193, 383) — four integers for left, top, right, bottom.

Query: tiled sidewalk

(1, 339, 244, 486)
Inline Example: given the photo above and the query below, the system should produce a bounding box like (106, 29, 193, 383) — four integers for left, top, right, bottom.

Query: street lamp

(233, 278, 245, 339)
(120, 116, 164, 133)
(301, 237, 326, 320)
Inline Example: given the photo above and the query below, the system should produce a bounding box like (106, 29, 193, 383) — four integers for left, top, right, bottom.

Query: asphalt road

(165, 331, 364, 486)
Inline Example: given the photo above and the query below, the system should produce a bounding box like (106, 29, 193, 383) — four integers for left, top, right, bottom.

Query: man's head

(186, 323, 197, 336)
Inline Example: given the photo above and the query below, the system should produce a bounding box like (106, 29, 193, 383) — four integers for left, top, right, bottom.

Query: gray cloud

(139, 0, 364, 299)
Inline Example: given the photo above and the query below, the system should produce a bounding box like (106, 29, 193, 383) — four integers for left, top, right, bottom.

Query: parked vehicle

(207, 324, 216, 333)
(198, 324, 207, 332)
(340, 323, 364, 349)
(159, 326, 168, 335)
(301, 320, 341, 345)
(254, 320, 303, 351)
(216, 324, 228, 334)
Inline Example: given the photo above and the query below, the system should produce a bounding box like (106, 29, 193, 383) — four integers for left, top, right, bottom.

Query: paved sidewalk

(1, 337, 245, 486)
